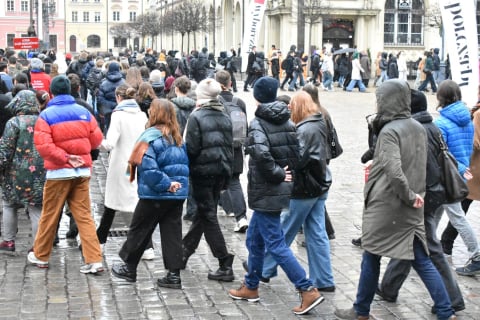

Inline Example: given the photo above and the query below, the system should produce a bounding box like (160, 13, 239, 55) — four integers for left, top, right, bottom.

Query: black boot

(157, 270, 181, 289)
(208, 254, 234, 282)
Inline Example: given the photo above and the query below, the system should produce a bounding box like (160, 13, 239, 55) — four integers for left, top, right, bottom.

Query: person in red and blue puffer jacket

(29, 75, 104, 274)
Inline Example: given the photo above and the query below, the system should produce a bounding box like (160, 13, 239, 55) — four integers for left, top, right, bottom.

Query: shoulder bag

(436, 133, 469, 203)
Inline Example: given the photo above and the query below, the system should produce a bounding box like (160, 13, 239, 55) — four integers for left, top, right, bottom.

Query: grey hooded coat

(362, 79, 428, 260)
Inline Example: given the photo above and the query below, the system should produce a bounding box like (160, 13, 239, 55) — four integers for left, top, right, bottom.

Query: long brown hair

(289, 91, 319, 124)
(302, 83, 330, 120)
(136, 82, 156, 104)
(147, 98, 183, 146)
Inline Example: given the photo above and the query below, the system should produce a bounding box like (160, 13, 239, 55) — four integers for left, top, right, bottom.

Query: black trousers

(182, 176, 229, 259)
(119, 199, 184, 271)
(379, 205, 464, 308)
(280, 72, 294, 89)
(244, 72, 255, 89)
(441, 198, 473, 251)
(219, 173, 247, 222)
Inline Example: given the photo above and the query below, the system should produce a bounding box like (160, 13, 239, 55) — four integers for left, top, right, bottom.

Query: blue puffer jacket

(97, 65, 125, 116)
(137, 136, 189, 200)
(434, 100, 473, 175)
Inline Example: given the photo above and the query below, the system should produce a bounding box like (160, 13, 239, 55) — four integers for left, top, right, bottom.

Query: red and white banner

(440, 0, 479, 106)
(240, 0, 266, 72)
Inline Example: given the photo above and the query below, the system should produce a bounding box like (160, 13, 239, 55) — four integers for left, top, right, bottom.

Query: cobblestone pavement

(1, 81, 480, 319)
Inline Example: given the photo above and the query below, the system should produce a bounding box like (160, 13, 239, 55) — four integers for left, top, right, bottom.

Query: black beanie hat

(50, 75, 71, 96)
(253, 77, 279, 103)
(410, 89, 427, 114)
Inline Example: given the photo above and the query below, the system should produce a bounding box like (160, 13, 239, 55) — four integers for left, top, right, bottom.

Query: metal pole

(171, 0, 174, 49)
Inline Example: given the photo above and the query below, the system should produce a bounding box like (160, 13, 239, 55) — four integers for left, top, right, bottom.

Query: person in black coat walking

(181, 78, 235, 282)
(228, 77, 324, 315)
(243, 46, 257, 92)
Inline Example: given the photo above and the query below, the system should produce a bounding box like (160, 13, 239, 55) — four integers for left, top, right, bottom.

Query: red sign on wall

(13, 37, 39, 49)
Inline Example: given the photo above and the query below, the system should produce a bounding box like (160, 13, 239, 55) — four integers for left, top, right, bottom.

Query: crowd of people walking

(0, 43, 476, 319)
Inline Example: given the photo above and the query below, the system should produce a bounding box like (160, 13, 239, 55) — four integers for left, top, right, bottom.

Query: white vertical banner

(439, 0, 479, 106)
(240, 0, 266, 72)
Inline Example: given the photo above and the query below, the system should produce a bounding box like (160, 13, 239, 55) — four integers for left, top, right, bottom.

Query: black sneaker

(431, 304, 465, 314)
(157, 271, 181, 289)
(111, 263, 136, 282)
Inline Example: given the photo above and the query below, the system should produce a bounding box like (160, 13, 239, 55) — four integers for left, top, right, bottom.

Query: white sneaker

(27, 251, 49, 268)
(234, 218, 249, 233)
(141, 248, 155, 260)
(80, 262, 104, 274)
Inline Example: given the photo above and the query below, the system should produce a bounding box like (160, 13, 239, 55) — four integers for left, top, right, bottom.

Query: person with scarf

(111, 99, 189, 288)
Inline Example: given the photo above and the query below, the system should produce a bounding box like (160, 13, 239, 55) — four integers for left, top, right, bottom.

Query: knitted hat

(30, 58, 44, 70)
(149, 69, 164, 84)
(18, 51, 27, 59)
(410, 89, 427, 114)
(164, 75, 175, 93)
(253, 77, 279, 103)
(195, 78, 221, 104)
(108, 61, 120, 73)
(50, 75, 71, 96)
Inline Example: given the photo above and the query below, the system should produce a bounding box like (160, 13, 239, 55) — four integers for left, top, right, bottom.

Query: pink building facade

(0, 0, 66, 53)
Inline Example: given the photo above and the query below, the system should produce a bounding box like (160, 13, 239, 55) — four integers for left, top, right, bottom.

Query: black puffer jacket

(246, 101, 299, 213)
(292, 113, 331, 199)
(185, 100, 233, 179)
(171, 96, 196, 135)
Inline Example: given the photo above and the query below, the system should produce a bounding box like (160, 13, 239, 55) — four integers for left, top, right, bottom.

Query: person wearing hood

(376, 89, 466, 313)
(335, 79, 455, 320)
(0, 90, 45, 252)
(432, 48, 441, 84)
(95, 84, 155, 260)
(433, 80, 480, 276)
(345, 52, 366, 92)
(387, 54, 399, 79)
(181, 78, 235, 282)
(97, 61, 125, 133)
(149, 69, 165, 98)
(228, 77, 324, 316)
(29, 58, 51, 96)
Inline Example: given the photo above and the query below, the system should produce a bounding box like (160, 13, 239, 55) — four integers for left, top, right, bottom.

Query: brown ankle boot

(228, 282, 259, 302)
(292, 287, 324, 315)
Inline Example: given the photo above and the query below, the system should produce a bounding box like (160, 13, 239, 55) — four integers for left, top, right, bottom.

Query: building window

(72, 0, 78, 2)
(7, 34, 15, 47)
(49, 35, 57, 50)
(113, 11, 120, 21)
(94, 0, 100, 2)
(87, 35, 100, 48)
(384, 0, 424, 46)
(7, 0, 14, 11)
(83, 0, 89, 2)
(21, 0, 28, 12)
(129, 12, 136, 22)
(72, 11, 78, 22)
(83, 12, 89, 22)
(95, 12, 100, 22)
(114, 37, 127, 48)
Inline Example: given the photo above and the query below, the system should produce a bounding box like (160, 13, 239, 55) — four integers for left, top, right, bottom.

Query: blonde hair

(289, 91, 319, 124)
(147, 99, 183, 146)
(125, 67, 143, 90)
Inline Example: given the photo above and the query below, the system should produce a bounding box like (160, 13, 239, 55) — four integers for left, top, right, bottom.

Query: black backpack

(219, 95, 247, 148)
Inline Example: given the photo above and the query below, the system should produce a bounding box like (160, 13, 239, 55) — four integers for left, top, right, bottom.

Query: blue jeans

(262, 194, 334, 288)
(435, 202, 480, 260)
(346, 79, 366, 92)
(244, 210, 312, 290)
(322, 71, 333, 90)
(354, 238, 454, 319)
(418, 72, 438, 92)
(288, 71, 305, 90)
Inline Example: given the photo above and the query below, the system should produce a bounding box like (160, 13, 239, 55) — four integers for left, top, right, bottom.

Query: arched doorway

(69, 35, 77, 53)
(323, 19, 354, 50)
